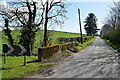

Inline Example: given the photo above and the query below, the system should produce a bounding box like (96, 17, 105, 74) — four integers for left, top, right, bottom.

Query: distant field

(1, 30, 86, 54)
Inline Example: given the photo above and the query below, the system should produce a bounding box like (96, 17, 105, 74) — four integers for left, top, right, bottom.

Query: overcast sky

(0, 0, 115, 34)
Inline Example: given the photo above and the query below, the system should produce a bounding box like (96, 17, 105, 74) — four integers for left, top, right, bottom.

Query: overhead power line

(73, 3, 78, 9)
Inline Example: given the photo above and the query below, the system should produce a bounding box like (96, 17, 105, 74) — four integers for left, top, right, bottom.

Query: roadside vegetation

(74, 36, 96, 50)
(101, 37, 120, 52)
(2, 56, 54, 78)
(100, 1, 120, 52)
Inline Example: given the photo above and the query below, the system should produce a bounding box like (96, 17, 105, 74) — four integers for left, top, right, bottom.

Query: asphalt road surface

(47, 37, 120, 78)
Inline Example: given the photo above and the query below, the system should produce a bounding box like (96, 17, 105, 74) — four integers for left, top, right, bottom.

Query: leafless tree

(101, 1, 120, 44)
(106, 1, 120, 30)
(43, 0, 67, 46)
(0, 0, 45, 55)
(100, 24, 112, 35)
(0, 0, 67, 55)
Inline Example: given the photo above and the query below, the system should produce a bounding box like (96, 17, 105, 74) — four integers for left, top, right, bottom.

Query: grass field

(2, 56, 54, 78)
(1, 30, 86, 54)
(2, 30, 83, 44)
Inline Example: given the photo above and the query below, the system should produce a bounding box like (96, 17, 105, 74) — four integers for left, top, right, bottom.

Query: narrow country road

(47, 37, 120, 78)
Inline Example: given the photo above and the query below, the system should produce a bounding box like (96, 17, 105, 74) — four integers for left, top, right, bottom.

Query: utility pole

(78, 9, 83, 44)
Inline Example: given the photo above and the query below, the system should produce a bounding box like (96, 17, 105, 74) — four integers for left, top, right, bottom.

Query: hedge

(103, 30, 120, 44)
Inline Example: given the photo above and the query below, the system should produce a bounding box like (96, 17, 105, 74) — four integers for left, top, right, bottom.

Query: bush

(102, 29, 120, 52)
(103, 29, 120, 45)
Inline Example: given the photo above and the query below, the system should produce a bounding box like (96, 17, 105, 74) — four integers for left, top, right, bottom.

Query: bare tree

(106, 1, 120, 30)
(0, 0, 45, 55)
(0, 3, 15, 45)
(101, 1, 120, 44)
(0, 0, 67, 55)
(43, 0, 67, 46)
(100, 24, 112, 35)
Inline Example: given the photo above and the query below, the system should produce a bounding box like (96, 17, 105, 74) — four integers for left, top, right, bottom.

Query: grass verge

(101, 37, 120, 52)
(74, 36, 96, 50)
(1, 56, 54, 79)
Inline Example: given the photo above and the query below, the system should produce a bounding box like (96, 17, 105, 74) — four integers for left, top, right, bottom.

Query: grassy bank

(74, 36, 96, 50)
(101, 36, 120, 52)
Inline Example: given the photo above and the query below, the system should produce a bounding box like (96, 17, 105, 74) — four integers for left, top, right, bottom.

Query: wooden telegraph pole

(78, 9, 83, 44)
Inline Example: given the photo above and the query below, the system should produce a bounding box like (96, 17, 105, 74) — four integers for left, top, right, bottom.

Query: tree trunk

(4, 19, 14, 45)
(44, 1, 48, 46)
(87, 33, 89, 36)
(90, 33, 92, 36)
(27, 31, 35, 56)
(19, 29, 35, 56)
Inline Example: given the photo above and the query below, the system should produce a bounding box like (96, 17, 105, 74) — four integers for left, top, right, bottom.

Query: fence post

(24, 55, 27, 66)
(4, 53, 6, 64)
(38, 48, 42, 62)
